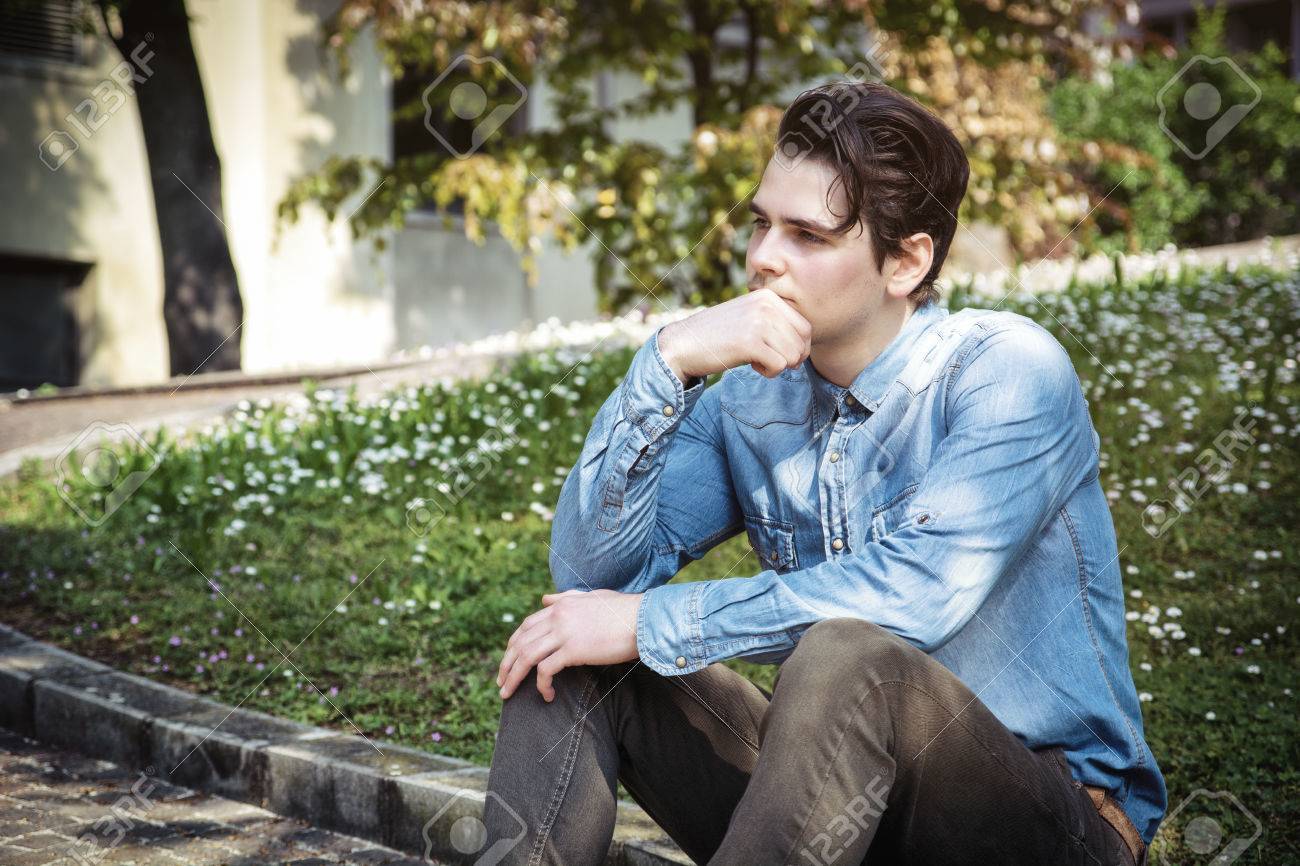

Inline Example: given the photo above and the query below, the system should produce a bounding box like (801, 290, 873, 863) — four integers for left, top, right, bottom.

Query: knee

(500, 664, 580, 717)
(498, 662, 626, 719)
(788, 618, 926, 685)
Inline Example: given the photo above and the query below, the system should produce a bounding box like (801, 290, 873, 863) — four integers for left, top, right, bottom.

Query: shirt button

(675, 655, 687, 668)
(831, 537, 845, 551)
(829, 450, 840, 463)
(845, 394, 858, 408)
(662, 405, 675, 416)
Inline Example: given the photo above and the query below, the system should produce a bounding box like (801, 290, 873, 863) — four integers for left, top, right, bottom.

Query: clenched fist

(657, 288, 813, 382)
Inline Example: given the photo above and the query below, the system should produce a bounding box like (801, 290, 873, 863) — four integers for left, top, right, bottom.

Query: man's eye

(799, 230, 823, 244)
(752, 217, 769, 228)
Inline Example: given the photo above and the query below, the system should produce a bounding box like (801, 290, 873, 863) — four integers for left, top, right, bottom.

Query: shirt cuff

(636, 573, 796, 676)
(620, 326, 706, 444)
(636, 582, 706, 675)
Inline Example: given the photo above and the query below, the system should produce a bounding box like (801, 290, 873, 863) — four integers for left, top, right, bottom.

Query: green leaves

(280, 0, 1136, 311)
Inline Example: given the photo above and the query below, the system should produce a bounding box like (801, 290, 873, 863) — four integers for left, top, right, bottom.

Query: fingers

(763, 329, 808, 370)
(497, 610, 548, 686)
(750, 343, 791, 379)
(750, 291, 811, 372)
(534, 650, 570, 702)
(499, 629, 562, 700)
(756, 324, 808, 375)
(770, 292, 813, 343)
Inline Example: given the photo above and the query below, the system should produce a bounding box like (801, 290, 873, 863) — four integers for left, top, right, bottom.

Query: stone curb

(0, 357, 432, 406)
(0, 623, 692, 865)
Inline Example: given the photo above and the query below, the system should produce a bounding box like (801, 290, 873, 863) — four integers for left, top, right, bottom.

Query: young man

(485, 82, 1166, 865)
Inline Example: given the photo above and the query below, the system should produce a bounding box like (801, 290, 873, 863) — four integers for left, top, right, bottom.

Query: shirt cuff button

(675, 655, 687, 668)
(663, 405, 675, 416)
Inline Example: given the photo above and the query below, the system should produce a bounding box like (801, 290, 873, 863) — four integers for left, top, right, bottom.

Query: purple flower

(348, 573, 358, 584)
(255, 662, 265, 671)
(329, 686, 339, 697)
(195, 664, 205, 674)
(73, 626, 82, 636)
(246, 654, 256, 663)
(385, 725, 395, 736)
(129, 615, 139, 625)
(234, 628, 244, 637)
(431, 732, 442, 742)
(293, 574, 302, 583)
(169, 635, 183, 647)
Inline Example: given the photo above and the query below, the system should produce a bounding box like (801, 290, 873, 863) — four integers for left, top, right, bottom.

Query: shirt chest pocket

(870, 483, 923, 542)
(744, 514, 798, 573)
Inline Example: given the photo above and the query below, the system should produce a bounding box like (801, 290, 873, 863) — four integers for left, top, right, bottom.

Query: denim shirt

(549, 301, 1167, 844)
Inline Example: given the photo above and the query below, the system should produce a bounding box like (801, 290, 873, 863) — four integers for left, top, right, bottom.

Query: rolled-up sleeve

(635, 324, 1100, 675)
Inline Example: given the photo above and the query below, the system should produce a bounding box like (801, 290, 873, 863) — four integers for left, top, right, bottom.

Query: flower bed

(2, 255, 1297, 863)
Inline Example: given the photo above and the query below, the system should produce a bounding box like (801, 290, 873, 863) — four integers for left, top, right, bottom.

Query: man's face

(746, 158, 892, 347)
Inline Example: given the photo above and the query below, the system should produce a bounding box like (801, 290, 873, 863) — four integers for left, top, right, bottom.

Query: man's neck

(809, 300, 915, 388)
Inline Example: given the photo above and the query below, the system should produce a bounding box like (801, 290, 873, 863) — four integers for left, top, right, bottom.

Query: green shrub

(1050, 5, 1300, 253)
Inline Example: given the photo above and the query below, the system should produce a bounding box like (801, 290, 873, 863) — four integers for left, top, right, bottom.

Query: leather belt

(1084, 785, 1146, 865)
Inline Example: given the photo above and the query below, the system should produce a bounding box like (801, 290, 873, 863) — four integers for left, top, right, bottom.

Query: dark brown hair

(775, 81, 970, 307)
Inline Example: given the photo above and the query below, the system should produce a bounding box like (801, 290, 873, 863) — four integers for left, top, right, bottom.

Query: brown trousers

(484, 617, 1141, 865)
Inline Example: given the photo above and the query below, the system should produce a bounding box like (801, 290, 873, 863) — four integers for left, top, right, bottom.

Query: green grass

(1, 259, 1297, 863)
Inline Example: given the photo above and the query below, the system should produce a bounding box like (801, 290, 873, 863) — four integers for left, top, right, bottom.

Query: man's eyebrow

(748, 201, 837, 235)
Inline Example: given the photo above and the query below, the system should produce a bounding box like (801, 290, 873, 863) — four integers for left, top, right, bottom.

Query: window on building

(0, 0, 85, 65)
(1140, 0, 1297, 81)
(0, 255, 89, 391)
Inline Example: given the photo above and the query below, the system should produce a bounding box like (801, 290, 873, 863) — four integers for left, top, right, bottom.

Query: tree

(280, 0, 1130, 312)
(95, 0, 244, 375)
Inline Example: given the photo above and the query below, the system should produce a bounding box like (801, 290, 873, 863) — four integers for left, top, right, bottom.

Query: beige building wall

(0, 0, 600, 389)
(0, 30, 166, 387)
(191, 0, 397, 374)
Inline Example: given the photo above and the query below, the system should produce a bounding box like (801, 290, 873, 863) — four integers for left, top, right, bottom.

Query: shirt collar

(804, 301, 949, 413)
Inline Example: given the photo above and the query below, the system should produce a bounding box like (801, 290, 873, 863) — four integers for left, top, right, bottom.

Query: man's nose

(748, 231, 785, 277)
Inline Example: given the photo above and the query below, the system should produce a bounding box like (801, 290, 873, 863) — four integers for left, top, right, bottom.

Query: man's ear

(885, 232, 934, 301)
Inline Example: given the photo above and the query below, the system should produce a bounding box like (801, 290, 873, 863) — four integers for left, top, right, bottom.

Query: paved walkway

(0, 728, 441, 866)
(0, 356, 497, 478)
